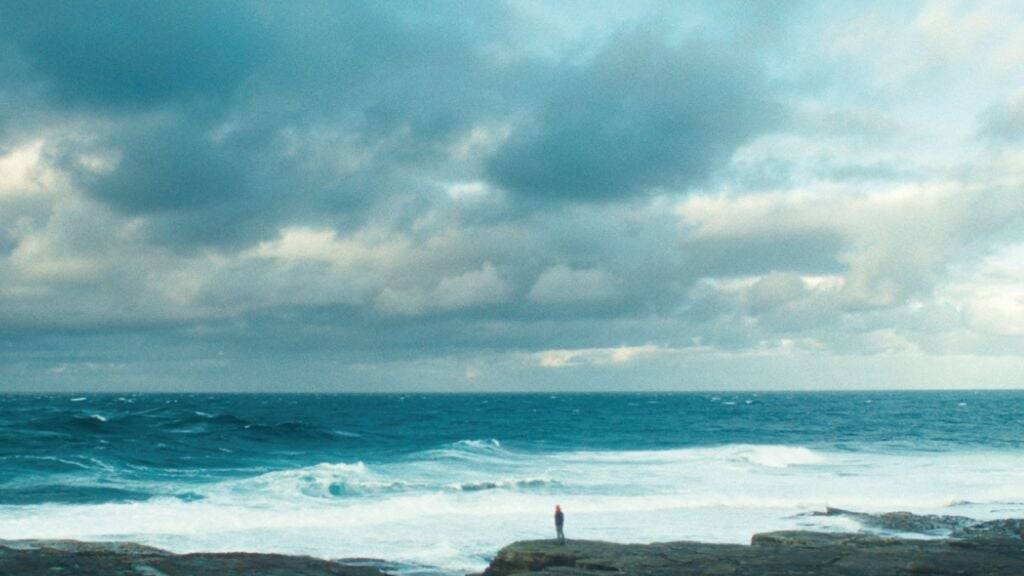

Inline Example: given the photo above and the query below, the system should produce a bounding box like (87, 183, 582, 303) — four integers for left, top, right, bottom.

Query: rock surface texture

(0, 539, 387, 576)
(481, 531, 1024, 576)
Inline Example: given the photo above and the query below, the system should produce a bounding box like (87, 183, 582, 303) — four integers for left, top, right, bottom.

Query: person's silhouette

(554, 505, 565, 544)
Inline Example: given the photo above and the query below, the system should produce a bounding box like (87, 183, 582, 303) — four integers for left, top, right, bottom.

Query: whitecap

(726, 445, 824, 468)
(454, 438, 501, 449)
(448, 478, 557, 492)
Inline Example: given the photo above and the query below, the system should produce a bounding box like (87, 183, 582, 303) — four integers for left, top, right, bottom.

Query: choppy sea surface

(2, 392, 1023, 574)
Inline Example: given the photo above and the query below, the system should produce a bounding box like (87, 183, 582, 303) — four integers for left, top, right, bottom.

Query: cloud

(676, 185, 1024, 308)
(433, 262, 512, 310)
(942, 243, 1024, 338)
(83, 119, 248, 215)
(980, 93, 1024, 142)
(0, 1, 1023, 391)
(528, 265, 620, 304)
(0, 1, 268, 109)
(1, 1, 526, 249)
(486, 28, 781, 202)
(0, 139, 53, 198)
(536, 345, 666, 368)
(375, 262, 512, 316)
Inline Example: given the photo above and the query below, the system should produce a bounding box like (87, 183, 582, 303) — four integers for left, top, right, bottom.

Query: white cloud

(250, 227, 341, 262)
(248, 226, 410, 269)
(445, 181, 492, 200)
(942, 242, 1024, 337)
(965, 292, 1024, 336)
(0, 139, 60, 198)
(677, 184, 1023, 309)
(861, 329, 923, 355)
(828, 0, 1024, 88)
(536, 345, 667, 368)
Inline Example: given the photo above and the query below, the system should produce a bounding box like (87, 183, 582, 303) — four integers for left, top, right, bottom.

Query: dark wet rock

(480, 530, 1024, 576)
(817, 507, 1024, 539)
(0, 539, 387, 576)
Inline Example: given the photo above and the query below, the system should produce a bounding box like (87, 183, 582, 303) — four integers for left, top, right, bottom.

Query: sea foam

(4, 443, 1024, 575)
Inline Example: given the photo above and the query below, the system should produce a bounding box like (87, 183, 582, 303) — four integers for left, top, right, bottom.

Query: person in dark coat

(554, 504, 565, 544)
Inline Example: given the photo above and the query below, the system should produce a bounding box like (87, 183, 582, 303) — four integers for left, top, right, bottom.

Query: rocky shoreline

(4, 510, 1024, 576)
(0, 539, 390, 576)
(481, 531, 1024, 575)
(480, 509, 1024, 575)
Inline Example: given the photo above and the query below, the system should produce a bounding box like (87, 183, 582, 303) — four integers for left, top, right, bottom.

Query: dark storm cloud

(85, 121, 246, 214)
(487, 29, 781, 202)
(2, 1, 525, 246)
(3, 1, 783, 249)
(259, 1, 519, 136)
(0, 0, 268, 110)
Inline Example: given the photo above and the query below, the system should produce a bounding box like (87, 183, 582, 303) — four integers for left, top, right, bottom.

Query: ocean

(1, 392, 1023, 574)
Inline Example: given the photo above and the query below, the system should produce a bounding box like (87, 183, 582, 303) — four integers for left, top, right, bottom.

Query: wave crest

(725, 445, 824, 468)
(560, 444, 824, 469)
(211, 462, 419, 500)
(449, 478, 559, 492)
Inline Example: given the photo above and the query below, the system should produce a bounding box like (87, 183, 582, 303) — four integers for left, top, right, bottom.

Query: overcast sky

(1, 0, 1022, 392)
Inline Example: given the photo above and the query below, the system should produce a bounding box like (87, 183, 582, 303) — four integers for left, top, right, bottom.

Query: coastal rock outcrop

(481, 530, 1024, 576)
(815, 506, 1024, 539)
(0, 539, 388, 576)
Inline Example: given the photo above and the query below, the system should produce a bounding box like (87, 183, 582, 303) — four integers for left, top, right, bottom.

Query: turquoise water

(2, 392, 1023, 573)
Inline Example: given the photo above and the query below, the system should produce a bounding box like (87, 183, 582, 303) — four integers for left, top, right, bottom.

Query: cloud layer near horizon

(1, 0, 1022, 391)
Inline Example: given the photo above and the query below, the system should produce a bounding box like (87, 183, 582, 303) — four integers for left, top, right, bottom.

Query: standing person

(554, 505, 565, 544)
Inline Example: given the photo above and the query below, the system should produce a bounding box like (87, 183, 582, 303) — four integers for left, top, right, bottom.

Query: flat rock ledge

(0, 539, 388, 576)
(480, 532, 1024, 576)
